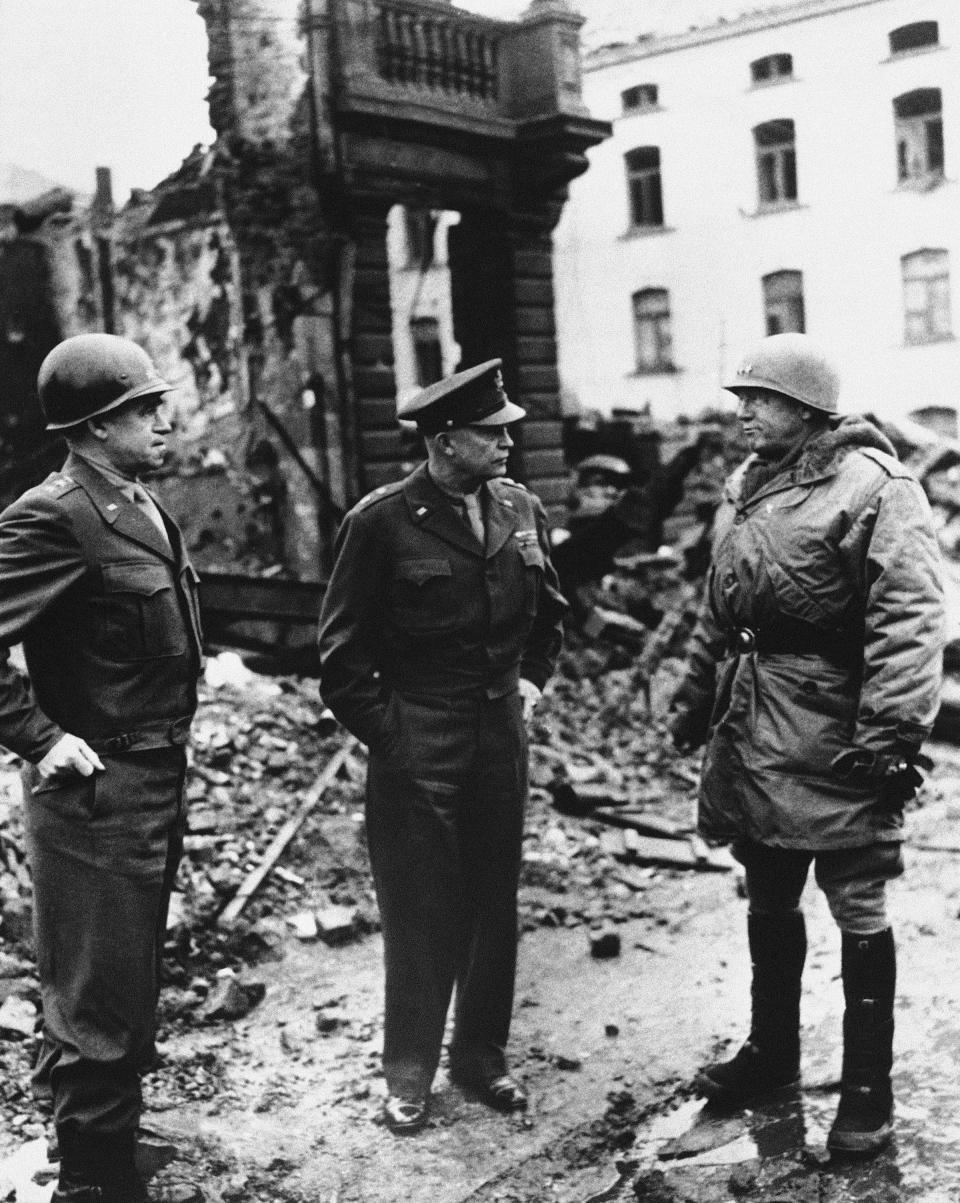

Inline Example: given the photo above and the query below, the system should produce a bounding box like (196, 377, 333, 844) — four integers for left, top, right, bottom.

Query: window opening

(889, 22, 939, 54)
(625, 147, 664, 227)
(751, 54, 793, 84)
(902, 250, 952, 343)
(763, 270, 805, 334)
(622, 83, 659, 113)
(632, 288, 673, 371)
(754, 119, 797, 204)
(894, 89, 944, 181)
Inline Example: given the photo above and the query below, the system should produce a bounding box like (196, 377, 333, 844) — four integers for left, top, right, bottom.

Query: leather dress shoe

(383, 1094, 429, 1134)
(452, 1070, 528, 1112)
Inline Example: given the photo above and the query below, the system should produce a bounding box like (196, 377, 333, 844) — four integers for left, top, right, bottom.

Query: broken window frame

(889, 21, 939, 55)
(625, 146, 665, 228)
(894, 89, 944, 183)
(902, 249, 952, 345)
(631, 288, 674, 373)
(750, 53, 793, 85)
(753, 119, 798, 206)
(762, 270, 805, 335)
(621, 83, 659, 114)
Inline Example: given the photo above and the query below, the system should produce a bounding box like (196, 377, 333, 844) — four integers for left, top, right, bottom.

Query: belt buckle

(734, 627, 756, 654)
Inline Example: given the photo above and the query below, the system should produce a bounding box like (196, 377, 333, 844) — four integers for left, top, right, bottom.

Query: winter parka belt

(725, 617, 858, 667)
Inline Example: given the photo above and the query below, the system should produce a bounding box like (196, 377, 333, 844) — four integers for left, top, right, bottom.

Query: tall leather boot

(52, 1129, 149, 1203)
(695, 910, 806, 1104)
(827, 927, 896, 1155)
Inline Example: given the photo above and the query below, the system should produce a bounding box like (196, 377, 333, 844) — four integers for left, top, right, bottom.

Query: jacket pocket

(518, 543, 545, 615)
(96, 561, 188, 661)
(391, 559, 459, 632)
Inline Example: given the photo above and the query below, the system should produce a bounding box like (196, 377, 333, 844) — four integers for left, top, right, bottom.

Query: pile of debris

(0, 640, 729, 1140)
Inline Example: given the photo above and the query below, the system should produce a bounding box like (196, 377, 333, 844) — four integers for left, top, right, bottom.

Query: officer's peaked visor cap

(397, 358, 526, 434)
(39, 333, 173, 430)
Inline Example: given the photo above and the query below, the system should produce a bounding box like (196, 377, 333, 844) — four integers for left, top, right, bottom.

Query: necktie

(129, 484, 171, 548)
(462, 491, 485, 546)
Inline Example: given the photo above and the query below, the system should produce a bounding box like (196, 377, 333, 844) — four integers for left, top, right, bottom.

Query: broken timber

(218, 734, 359, 927)
(600, 827, 732, 873)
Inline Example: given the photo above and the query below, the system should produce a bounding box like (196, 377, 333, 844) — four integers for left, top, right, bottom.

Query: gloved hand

(831, 746, 933, 811)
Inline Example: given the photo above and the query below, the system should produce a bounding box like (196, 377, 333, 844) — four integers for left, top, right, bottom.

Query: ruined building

(0, 0, 610, 578)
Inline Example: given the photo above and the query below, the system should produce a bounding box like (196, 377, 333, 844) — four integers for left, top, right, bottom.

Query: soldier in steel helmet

(317, 359, 566, 1134)
(667, 332, 945, 1155)
(0, 334, 202, 1200)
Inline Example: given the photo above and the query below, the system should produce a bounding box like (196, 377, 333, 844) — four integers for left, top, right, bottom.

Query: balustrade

(373, 0, 500, 102)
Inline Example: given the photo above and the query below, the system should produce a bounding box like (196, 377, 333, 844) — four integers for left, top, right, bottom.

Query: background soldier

(317, 359, 566, 1134)
(668, 333, 944, 1155)
(0, 334, 202, 1201)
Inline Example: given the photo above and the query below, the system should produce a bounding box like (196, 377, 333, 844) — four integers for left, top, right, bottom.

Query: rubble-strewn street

(2, 647, 960, 1201)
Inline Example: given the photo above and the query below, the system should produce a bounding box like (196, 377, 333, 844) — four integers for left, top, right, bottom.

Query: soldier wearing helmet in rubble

(0, 335, 202, 1201)
(667, 332, 945, 1155)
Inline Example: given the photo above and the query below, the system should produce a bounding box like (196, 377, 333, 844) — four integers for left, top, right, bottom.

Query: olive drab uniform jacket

(0, 453, 202, 762)
(673, 416, 945, 850)
(318, 463, 566, 751)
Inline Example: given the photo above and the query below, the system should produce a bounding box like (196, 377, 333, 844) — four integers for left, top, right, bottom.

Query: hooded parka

(674, 416, 945, 850)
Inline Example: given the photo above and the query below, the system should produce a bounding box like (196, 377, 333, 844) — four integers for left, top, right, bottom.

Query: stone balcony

(310, 0, 603, 151)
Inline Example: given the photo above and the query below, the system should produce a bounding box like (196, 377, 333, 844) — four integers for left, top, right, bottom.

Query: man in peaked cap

(0, 334, 203, 1200)
(318, 358, 566, 1133)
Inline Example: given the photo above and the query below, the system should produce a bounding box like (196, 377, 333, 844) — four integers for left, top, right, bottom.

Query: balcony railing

(374, 1, 500, 102)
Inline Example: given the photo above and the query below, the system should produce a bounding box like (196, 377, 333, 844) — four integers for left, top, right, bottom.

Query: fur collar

(791, 415, 897, 480)
(734, 415, 898, 502)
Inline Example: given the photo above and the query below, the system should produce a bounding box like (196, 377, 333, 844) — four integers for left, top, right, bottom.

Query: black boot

(828, 928, 896, 1156)
(695, 910, 806, 1104)
(52, 1129, 149, 1203)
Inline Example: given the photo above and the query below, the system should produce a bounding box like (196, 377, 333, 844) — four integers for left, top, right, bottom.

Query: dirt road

(4, 745, 960, 1202)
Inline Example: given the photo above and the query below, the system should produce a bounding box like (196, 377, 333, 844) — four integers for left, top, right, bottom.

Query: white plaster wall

(555, 0, 960, 422)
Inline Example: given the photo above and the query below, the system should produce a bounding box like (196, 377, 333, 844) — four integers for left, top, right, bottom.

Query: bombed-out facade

(0, 0, 610, 576)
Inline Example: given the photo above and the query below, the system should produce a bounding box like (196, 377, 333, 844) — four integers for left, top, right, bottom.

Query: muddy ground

(3, 690, 960, 1201)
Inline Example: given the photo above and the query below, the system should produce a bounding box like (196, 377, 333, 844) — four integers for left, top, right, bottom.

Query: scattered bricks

(590, 926, 621, 959)
(582, 606, 649, 649)
(187, 808, 222, 834)
(160, 1187, 205, 1203)
(316, 1013, 345, 1035)
(728, 1162, 760, 1195)
(0, 994, 36, 1039)
(287, 910, 318, 941)
(201, 975, 254, 1022)
(316, 905, 356, 944)
(238, 977, 266, 1008)
(165, 893, 189, 935)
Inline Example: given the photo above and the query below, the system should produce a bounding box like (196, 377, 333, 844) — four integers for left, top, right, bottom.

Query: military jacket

(317, 463, 566, 749)
(0, 453, 202, 761)
(675, 416, 945, 849)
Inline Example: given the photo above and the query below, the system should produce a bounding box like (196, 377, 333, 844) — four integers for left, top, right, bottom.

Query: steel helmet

(38, 333, 172, 430)
(724, 332, 840, 414)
